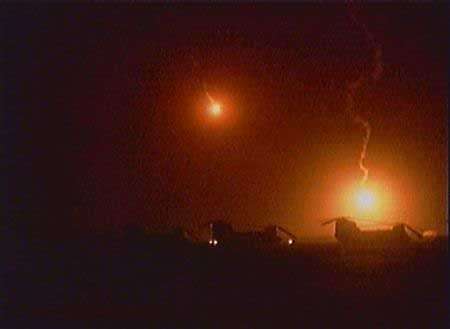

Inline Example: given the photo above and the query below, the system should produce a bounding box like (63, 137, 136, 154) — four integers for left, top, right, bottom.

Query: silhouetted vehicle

(206, 220, 296, 248)
(321, 216, 428, 251)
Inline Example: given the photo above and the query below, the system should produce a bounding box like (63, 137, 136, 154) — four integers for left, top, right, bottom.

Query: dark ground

(3, 236, 448, 328)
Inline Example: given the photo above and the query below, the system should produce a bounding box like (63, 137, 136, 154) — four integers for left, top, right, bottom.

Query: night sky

(4, 4, 448, 237)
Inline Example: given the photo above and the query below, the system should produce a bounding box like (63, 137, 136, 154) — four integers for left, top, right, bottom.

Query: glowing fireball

(209, 102, 222, 117)
(336, 181, 388, 221)
(355, 187, 376, 212)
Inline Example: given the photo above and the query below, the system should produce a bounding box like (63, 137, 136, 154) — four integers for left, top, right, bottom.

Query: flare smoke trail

(204, 82, 215, 105)
(191, 54, 216, 105)
(346, 7, 383, 185)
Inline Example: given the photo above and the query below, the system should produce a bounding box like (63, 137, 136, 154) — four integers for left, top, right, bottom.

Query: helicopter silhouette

(321, 216, 428, 250)
(206, 220, 297, 248)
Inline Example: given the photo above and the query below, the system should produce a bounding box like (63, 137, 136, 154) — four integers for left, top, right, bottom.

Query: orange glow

(355, 186, 376, 213)
(423, 230, 437, 239)
(296, 162, 420, 237)
(209, 102, 222, 117)
(195, 91, 239, 128)
(338, 179, 393, 222)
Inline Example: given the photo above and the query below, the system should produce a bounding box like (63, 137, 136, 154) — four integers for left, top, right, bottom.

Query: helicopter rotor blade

(321, 219, 337, 226)
(276, 226, 297, 239)
(405, 224, 423, 239)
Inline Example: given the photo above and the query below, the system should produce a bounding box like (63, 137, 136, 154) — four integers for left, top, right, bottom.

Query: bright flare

(209, 103, 222, 117)
(354, 186, 378, 216)
(336, 180, 393, 222)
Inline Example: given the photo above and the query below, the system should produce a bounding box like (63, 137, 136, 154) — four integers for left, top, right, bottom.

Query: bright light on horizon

(333, 178, 393, 222)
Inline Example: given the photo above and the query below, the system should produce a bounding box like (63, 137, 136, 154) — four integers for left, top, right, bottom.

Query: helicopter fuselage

(331, 218, 420, 250)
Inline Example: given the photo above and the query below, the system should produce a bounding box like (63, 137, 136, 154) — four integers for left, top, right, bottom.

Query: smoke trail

(345, 6, 383, 185)
(203, 82, 215, 105)
(190, 54, 216, 105)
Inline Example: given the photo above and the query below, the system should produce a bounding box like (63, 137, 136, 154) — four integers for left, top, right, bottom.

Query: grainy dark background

(2, 4, 448, 328)
(3, 3, 447, 237)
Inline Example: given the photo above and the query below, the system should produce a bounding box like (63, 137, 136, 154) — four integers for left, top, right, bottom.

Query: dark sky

(4, 4, 447, 237)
